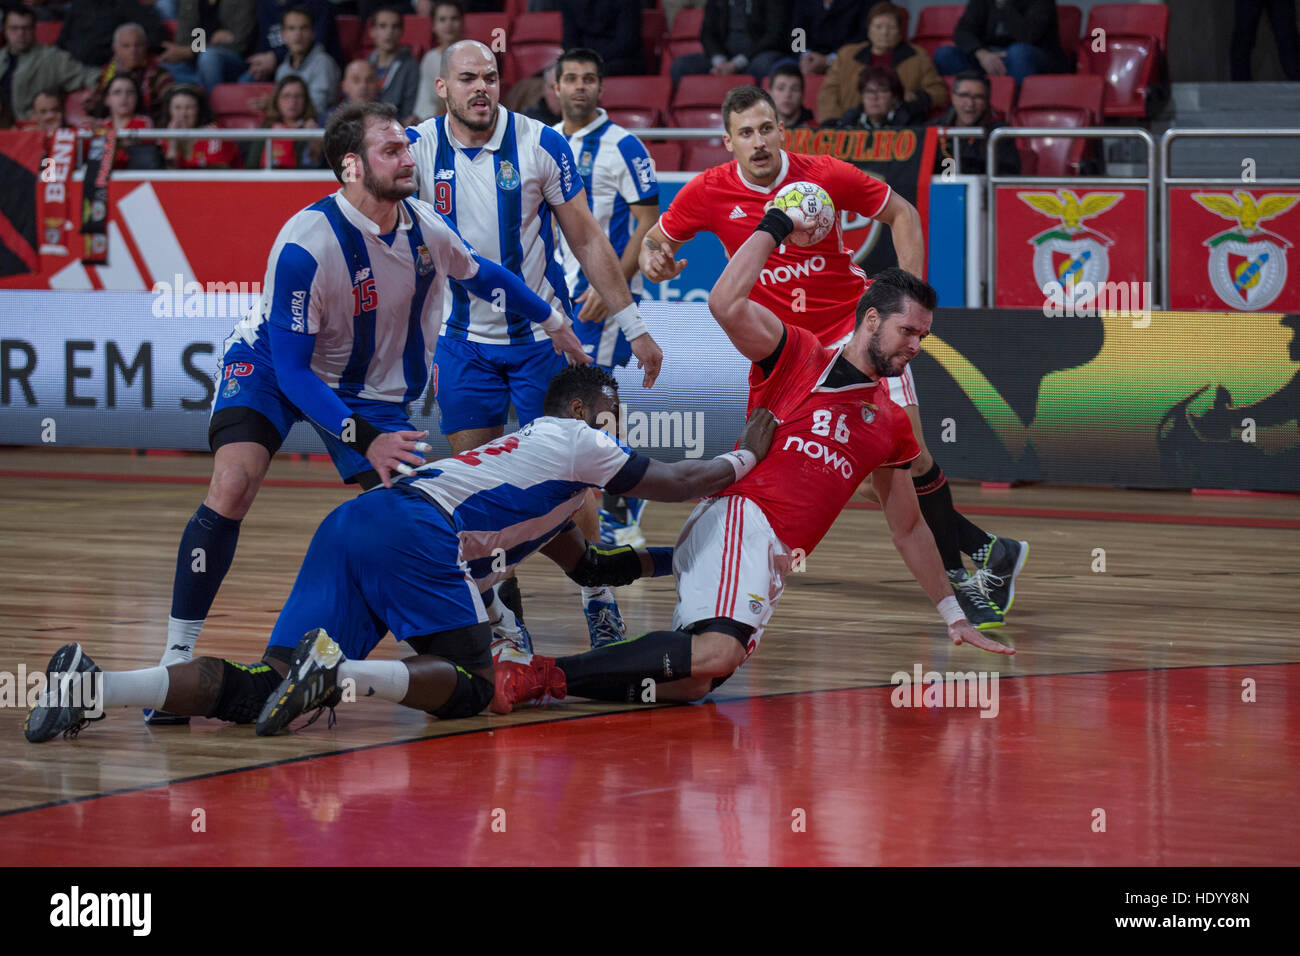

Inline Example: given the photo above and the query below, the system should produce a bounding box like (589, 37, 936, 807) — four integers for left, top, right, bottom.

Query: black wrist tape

(346, 415, 384, 456)
(755, 207, 795, 245)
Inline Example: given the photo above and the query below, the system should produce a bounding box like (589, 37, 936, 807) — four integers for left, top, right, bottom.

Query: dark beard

(866, 330, 901, 378)
(450, 99, 495, 132)
(362, 159, 416, 201)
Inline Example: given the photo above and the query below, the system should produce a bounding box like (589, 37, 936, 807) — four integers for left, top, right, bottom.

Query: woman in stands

(91, 74, 153, 169)
(160, 83, 244, 169)
(817, 1, 946, 126)
(247, 75, 322, 169)
(833, 65, 912, 130)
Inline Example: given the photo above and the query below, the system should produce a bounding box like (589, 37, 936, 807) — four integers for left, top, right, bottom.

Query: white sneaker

(490, 605, 535, 664)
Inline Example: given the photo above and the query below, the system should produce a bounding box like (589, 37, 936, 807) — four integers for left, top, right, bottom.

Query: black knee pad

(207, 659, 282, 724)
(686, 616, 753, 649)
(428, 666, 494, 719)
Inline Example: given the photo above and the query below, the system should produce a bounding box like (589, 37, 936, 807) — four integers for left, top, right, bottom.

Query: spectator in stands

(87, 23, 173, 124)
(160, 83, 244, 167)
(769, 63, 815, 128)
(247, 73, 321, 167)
(832, 64, 911, 129)
(160, 0, 258, 91)
(369, 5, 419, 124)
(1232, 0, 1300, 81)
(0, 8, 100, 128)
(817, 2, 945, 126)
(415, 0, 463, 120)
(89, 74, 155, 168)
(514, 60, 563, 126)
(274, 5, 340, 116)
(21, 89, 66, 130)
(559, 0, 644, 76)
(57, 0, 169, 69)
(933, 0, 1068, 87)
(793, 0, 869, 77)
(670, 0, 790, 87)
(930, 70, 1019, 175)
(245, 0, 340, 82)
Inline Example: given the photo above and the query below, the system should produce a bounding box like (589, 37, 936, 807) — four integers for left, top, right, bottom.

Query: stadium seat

(1078, 3, 1169, 118)
(802, 72, 824, 113)
(910, 5, 963, 58)
(402, 15, 432, 59)
(216, 114, 260, 130)
(506, 12, 563, 86)
(1087, 2, 1170, 55)
(162, 19, 177, 42)
(508, 44, 563, 86)
(683, 141, 733, 170)
(35, 21, 61, 46)
(64, 89, 93, 127)
(646, 140, 682, 173)
(660, 6, 704, 74)
(463, 13, 509, 48)
(603, 75, 671, 114)
(211, 83, 275, 121)
(943, 73, 1016, 119)
(672, 74, 750, 112)
(1012, 74, 1104, 176)
(606, 107, 660, 129)
(1016, 73, 1104, 123)
(1058, 4, 1083, 69)
(642, 8, 667, 75)
(510, 11, 562, 45)
(336, 14, 363, 62)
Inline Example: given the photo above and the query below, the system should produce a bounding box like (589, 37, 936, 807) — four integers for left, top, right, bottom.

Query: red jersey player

(495, 209, 1013, 713)
(639, 84, 1028, 630)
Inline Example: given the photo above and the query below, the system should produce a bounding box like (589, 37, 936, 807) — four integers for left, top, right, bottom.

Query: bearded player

(494, 214, 1013, 713)
(638, 84, 1027, 629)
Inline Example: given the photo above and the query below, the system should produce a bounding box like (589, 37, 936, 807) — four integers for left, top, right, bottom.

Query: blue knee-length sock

(163, 503, 241, 663)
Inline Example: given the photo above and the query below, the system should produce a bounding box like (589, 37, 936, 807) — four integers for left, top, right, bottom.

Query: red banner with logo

(994, 186, 1148, 310)
(1167, 187, 1300, 311)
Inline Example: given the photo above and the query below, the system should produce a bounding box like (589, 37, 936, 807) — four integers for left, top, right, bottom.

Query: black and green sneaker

(948, 569, 1005, 630)
(25, 643, 105, 743)
(981, 537, 1029, 614)
(255, 629, 344, 736)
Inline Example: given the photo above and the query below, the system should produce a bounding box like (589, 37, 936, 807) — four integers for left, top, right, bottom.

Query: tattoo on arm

(644, 236, 660, 251)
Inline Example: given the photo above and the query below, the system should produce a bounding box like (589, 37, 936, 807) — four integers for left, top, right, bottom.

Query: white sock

(103, 667, 170, 709)
(581, 586, 614, 605)
(338, 660, 410, 704)
(162, 617, 203, 666)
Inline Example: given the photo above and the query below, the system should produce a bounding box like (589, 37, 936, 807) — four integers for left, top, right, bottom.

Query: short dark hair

(857, 64, 903, 101)
(953, 70, 990, 95)
(3, 8, 35, 28)
(432, 0, 464, 14)
(865, 1, 904, 31)
(372, 5, 404, 23)
(323, 100, 399, 183)
(543, 364, 618, 417)
(162, 83, 213, 126)
(855, 267, 937, 328)
(769, 63, 803, 89)
(282, 4, 314, 27)
(558, 47, 605, 81)
(721, 84, 776, 133)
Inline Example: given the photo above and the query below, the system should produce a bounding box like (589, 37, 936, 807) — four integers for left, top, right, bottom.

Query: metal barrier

(1158, 128, 1300, 309)
(986, 126, 1157, 309)
(928, 126, 986, 176)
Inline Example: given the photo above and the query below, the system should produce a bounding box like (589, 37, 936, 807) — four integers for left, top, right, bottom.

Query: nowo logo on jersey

(1193, 190, 1299, 310)
(782, 434, 853, 478)
(1019, 190, 1122, 308)
(759, 255, 826, 287)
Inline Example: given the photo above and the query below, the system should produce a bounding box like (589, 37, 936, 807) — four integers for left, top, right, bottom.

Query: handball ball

(771, 181, 835, 246)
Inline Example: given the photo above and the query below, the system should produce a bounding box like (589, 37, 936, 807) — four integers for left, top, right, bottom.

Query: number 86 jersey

(717, 324, 920, 558)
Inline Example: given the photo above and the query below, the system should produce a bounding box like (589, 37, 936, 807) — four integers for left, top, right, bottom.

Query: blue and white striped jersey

(553, 109, 658, 301)
(228, 191, 477, 405)
(403, 417, 649, 588)
(406, 105, 584, 346)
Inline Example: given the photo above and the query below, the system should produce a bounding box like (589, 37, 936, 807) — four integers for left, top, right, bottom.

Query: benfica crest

(1018, 190, 1122, 307)
(1193, 190, 1299, 310)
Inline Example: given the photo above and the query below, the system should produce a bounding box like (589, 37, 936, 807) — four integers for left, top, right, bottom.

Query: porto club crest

(1018, 190, 1122, 307)
(1192, 190, 1298, 310)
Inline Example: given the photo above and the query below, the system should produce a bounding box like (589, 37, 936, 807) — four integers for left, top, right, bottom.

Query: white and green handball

(771, 181, 835, 246)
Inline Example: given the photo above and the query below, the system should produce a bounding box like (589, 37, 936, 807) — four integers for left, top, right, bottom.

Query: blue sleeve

(604, 452, 651, 495)
(538, 125, 584, 203)
(267, 324, 354, 438)
(457, 252, 553, 324)
(617, 135, 659, 202)
(268, 242, 316, 333)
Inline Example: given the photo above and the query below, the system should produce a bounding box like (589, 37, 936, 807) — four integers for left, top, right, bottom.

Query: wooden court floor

(0, 448, 1297, 865)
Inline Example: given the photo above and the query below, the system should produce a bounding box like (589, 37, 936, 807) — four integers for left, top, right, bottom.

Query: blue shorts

(431, 335, 566, 434)
(213, 339, 416, 483)
(572, 293, 639, 370)
(265, 486, 489, 661)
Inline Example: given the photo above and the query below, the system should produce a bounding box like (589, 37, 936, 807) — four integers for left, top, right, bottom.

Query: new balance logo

(353, 267, 372, 285)
(729, 206, 746, 220)
(168, 644, 191, 653)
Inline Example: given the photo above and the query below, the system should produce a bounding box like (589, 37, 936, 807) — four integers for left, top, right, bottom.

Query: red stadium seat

(911, 5, 963, 57)
(1012, 74, 1103, 176)
(802, 72, 824, 113)
(1058, 4, 1083, 68)
(943, 73, 1016, 119)
(606, 107, 660, 129)
(508, 44, 563, 86)
(1087, 2, 1170, 55)
(683, 141, 733, 170)
(1079, 34, 1159, 118)
(211, 83, 275, 120)
(463, 13, 509, 48)
(402, 15, 432, 59)
(336, 14, 363, 62)
(35, 21, 61, 46)
(510, 11, 562, 45)
(1017, 74, 1104, 122)
(672, 74, 750, 111)
(646, 140, 682, 173)
(216, 113, 260, 130)
(63, 89, 93, 127)
(603, 75, 671, 114)
(660, 6, 704, 74)
(642, 8, 667, 75)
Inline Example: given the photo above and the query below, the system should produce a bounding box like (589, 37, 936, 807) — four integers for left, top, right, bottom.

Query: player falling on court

(494, 216, 1014, 714)
(551, 47, 662, 578)
(23, 370, 778, 742)
(639, 85, 1028, 629)
(142, 101, 587, 725)
(407, 39, 664, 655)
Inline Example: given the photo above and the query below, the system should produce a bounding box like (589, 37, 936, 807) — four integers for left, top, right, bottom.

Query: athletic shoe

(255, 629, 344, 736)
(142, 708, 190, 726)
(598, 502, 647, 549)
(490, 655, 567, 715)
(585, 598, 626, 648)
(25, 643, 105, 743)
(949, 570, 1004, 630)
(490, 604, 535, 664)
(982, 537, 1029, 614)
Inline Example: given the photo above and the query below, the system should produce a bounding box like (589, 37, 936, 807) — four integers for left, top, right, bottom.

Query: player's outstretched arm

(874, 191, 926, 278)
(639, 222, 687, 283)
(538, 522, 673, 585)
(623, 408, 777, 502)
(455, 253, 592, 366)
(871, 466, 1016, 655)
(706, 212, 790, 363)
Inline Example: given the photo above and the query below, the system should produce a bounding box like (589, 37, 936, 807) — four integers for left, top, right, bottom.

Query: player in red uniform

(638, 84, 1027, 629)
(493, 212, 1013, 712)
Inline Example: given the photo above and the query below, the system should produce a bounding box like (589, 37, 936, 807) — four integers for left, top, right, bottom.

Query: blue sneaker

(585, 598, 627, 648)
(598, 499, 647, 548)
(490, 604, 535, 663)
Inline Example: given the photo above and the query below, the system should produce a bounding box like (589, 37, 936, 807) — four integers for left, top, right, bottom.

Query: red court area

(4, 665, 1297, 866)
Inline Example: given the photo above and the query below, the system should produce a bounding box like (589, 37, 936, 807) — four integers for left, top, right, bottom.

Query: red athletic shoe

(490, 655, 567, 715)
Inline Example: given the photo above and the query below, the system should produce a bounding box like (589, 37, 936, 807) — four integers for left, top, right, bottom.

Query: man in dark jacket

(245, 0, 340, 81)
(933, 0, 1068, 86)
(792, 0, 868, 76)
(58, 0, 168, 67)
(560, 0, 644, 76)
(930, 71, 1020, 175)
(670, 0, 791, 86)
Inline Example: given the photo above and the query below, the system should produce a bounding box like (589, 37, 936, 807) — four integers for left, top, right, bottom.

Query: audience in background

(90, 73, 154, 168)
(0, 7, 99, 129)
(933, 0, 1068, 86)
(21, 89, 67, 131)
(161, 0, 258, 90)
(327, 58, 380, 125)
(670, 0, 790, 87)
(247, 73, 322, 168)
(245, 0, 339, 82)
(274, 5, 340, 116)
(559, 0, 644, 76)
(57, 0, 168, 69)
(930, 70, 1020, 175)
(509, 60, 562, 126)
(88, 22, 173, 122)
(832, 63, 911, 128)
(368, 5, 419, 124)
(768, 63, 816, 129)
(792, 0, 869, 77)
(818, 1, 944, 125)
(415, 0, 463, 119)
(160, 82, 243, 167)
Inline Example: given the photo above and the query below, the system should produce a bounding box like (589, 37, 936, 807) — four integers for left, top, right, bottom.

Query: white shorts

(829, 330, 919, 408)
(672, 495, 791, 664)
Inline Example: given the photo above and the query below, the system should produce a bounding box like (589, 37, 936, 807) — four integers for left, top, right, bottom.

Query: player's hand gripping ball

(771, 181, 835, 246)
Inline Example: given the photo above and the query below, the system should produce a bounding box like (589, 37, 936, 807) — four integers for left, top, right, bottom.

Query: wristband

(648, 546, 674, 578)
(937, 595, 965, 627)
(755, 207, 794, 245)
(540, 306, 567, 332)
(715, 448, 757, 482)
(345, 414, 384, 456)
(610, 303, 648, 340)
